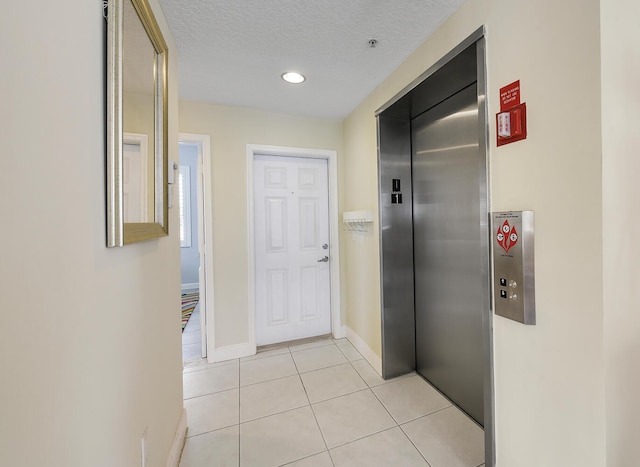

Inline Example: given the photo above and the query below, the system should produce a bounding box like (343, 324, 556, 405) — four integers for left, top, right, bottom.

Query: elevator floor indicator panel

(492, 211, 536, 324)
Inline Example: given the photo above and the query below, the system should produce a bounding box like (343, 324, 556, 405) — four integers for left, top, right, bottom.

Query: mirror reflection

(123, 0, 155, 223)
(106, 0, 168, 247)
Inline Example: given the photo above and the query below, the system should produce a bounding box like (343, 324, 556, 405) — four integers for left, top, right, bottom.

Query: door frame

(179, 133, 214, 360)
(246, 144, 343, 351)
(122, 132, 149, 222)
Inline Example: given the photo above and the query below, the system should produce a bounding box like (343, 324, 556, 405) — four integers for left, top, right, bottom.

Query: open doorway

(179, 133, 213, 364)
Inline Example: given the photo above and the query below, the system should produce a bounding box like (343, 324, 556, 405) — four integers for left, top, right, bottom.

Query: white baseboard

(346, 326, 382, 375)
(212, 342, 255, 362)
(181, 283, 199, 291)
(165, 408, 187, 467)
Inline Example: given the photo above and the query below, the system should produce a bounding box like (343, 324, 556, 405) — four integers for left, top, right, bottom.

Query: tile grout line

(396, 404, 473, 467)
(366, 379, 436, 467)
(239, 347, 292, 363)
(397, 423, 433, 467)
(326, 449, 337, 467)
(237, 344, 363, 424)
(183, 385, 238, 402)
(277, 450, 334, 467)
(239, 351, 297, 387)
(287, 344, 303, 380)
(367, 384, 400, 428)
(185, 420, 239, 440)
(297, 360, 352, 375)
(189, 339, 452, 466)
(236, 344, 383, 431)
(239, 403, 315, 425)
(308, 385, 372, 405)
(326, 424, 418, 453)
(182, 361, 240, 399)
(183, 358, 238, 373)
(295, 344, 333, 463)
(369, 375, 465, 466)
(293, 356, 373, 406)
(235, 347, 328, 462)
(399, 404, 455, 426)
(239, 371, 300, 390)
(302, 347, 399, 455)
(289, 344, 337, 354)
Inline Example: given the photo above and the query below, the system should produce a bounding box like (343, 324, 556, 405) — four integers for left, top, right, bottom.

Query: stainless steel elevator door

(412, 83, 484, 425)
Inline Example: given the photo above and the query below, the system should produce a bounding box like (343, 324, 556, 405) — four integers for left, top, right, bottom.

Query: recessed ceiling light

(282, 72, 306, 84)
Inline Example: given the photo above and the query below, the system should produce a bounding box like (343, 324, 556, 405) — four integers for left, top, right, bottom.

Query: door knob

(317, 256, 329, 263)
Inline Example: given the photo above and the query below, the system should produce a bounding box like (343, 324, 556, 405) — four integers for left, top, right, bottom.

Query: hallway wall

(601, 0, 640, 464)
(342, 0, 605, 465)
(0, 2, 184, 466)
(179, 101, 345, 352)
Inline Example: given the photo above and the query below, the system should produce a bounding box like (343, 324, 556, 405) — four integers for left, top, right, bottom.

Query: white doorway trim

(247, 144, 343, 353)
(179, 133, 214, 362)
(122, 132, 149, 222)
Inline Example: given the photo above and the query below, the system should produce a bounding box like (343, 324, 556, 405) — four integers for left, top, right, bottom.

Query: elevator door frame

(376, 26, 493, 466)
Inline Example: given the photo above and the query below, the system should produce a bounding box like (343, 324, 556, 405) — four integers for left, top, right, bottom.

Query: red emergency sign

(497, 80, 527, 146)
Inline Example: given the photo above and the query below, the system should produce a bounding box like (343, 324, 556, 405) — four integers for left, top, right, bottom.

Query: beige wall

(342, 103, 383, 357)
(602, 0, 640, 465)
(343, 0, 605, 465)
(179, 101, 344, 349)
(0, 1, 183, 466)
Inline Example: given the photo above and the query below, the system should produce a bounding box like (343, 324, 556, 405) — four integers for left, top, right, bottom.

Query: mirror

(106, 0, 168, 247)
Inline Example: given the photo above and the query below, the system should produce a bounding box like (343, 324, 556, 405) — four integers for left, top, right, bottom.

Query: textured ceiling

(157, 0, 466, 119)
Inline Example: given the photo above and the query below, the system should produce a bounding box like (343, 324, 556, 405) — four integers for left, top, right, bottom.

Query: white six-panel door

(254, 155, 331, 346)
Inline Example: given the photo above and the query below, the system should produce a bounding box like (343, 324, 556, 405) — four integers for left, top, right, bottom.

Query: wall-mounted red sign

(497, 80, 527, 146)
(500, 80, 521, 111)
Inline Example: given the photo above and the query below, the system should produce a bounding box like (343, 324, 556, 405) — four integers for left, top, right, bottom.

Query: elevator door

(412, 83, 484, 425)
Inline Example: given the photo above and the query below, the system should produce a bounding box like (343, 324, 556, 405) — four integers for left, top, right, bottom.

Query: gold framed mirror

(106, 0, 168, 247)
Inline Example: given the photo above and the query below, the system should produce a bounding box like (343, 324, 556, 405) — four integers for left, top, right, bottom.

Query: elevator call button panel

(492, 211, 536, 325)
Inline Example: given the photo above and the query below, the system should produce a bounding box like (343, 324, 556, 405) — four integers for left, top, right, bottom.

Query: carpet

(181, 291, 199, 331)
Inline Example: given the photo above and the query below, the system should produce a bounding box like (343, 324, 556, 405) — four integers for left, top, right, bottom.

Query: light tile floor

(180, 337, 485, 467)
(182, 301, 202, 363)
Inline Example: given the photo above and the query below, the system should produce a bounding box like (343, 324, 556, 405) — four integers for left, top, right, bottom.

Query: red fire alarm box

(497, 80, 527, 146)
(496, 103, 527, 146)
